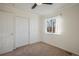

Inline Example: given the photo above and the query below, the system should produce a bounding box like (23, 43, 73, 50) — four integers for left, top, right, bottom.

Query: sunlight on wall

(56, 15, 63, 34)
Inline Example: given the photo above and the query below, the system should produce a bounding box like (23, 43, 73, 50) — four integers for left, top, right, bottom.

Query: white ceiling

(14, 3, 77, 16)
(0, 3, 77, 16)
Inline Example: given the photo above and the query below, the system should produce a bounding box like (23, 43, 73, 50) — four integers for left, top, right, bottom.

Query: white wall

(41, 4, 79, 55)
(30, 14, 40, 44)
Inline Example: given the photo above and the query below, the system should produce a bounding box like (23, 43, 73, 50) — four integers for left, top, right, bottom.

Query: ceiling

(0, 3, 77, 16)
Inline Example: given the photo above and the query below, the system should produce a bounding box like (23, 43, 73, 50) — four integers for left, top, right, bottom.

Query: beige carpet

(0, 42, 74, 56)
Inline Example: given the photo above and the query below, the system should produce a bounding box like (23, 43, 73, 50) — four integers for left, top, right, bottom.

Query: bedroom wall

(41, 4, 79, 55)
(29, 14, 40, 43)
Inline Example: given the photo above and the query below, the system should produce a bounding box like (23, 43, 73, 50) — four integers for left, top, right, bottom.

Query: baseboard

(0, 49, 13, 55)
(15, 41, 41, 49)
(40, 41, 78, 56)
(0, 41, 41, 55)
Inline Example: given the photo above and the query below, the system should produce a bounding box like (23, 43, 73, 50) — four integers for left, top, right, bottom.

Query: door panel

(15, 17, 28, 48)
(30, 14, 39, 44)
(0, 12, 14, 54)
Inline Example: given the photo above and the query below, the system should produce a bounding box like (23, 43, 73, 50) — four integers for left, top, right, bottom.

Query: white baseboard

(42, 41, 79, 56)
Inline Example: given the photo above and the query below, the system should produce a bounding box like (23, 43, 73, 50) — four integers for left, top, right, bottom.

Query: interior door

(30, 14, 39, 44)
(0, 12, 14, 54)
(15, 16, 28, 48)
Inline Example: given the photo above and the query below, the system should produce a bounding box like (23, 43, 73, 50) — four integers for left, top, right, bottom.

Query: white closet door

(15, 16, 28, 48)
(0, 12, 14, 54)
(30, 14, 39, 44)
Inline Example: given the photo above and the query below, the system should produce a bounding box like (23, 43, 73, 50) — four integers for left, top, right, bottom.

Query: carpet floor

(0, 42, 73, 56)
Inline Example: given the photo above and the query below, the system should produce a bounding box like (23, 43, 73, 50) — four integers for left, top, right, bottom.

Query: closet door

(30, 14, 39, 44)
(15, 16, 28, 48)
(0, 12, 14, 54)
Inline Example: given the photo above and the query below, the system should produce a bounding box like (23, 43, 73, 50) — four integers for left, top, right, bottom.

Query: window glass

(46, 17, 56, 33)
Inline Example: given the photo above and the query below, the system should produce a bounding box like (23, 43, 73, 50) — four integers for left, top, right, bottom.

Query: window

(45, 17, 56, 34)
(45, 15, 63, 34)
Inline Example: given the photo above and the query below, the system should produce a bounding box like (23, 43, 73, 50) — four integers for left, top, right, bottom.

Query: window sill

(45, 32, 57, 35)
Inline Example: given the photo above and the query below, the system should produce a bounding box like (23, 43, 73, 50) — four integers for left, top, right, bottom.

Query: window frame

(45, 17, 56, 34)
